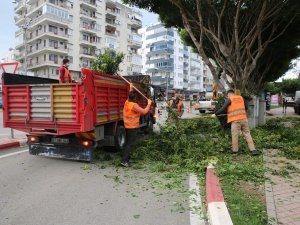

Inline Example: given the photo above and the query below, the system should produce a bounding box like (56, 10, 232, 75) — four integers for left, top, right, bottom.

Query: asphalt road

(0, 146, 197, 225)
(0, 102, 205, 225)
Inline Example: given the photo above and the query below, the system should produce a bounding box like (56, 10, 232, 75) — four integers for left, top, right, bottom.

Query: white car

(193, 100, 216, 113)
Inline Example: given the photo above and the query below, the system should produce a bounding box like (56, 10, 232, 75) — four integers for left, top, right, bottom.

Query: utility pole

(22, 22, 29, 74)
(166, 72, 169, 101)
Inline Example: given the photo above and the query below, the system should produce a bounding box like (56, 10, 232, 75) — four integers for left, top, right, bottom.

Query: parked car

(193, 100, 216, 113)
(294, 91, 300, 115)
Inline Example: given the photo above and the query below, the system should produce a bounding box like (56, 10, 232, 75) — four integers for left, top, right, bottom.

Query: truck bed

(2, 69, 146, 135)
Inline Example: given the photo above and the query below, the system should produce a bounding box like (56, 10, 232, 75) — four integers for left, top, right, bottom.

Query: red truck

(1, 68, 156, 161)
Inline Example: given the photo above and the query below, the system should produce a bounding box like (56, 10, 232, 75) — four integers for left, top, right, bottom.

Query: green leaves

(91, 49, 124, 75)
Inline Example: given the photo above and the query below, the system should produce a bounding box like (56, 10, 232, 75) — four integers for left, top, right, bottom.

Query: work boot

(251, 150, 260, 156)
(231, 151, 239, 154)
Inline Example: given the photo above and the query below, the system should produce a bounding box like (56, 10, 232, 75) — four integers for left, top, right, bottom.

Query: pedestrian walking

(211, 89, 259, 155)
(282, 94, 288, 114)
(121, 85, 152, 167)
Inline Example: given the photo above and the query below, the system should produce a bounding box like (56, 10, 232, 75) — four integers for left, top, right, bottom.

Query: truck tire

(114, 125, 126, 151)
(199, 110, 205, 113)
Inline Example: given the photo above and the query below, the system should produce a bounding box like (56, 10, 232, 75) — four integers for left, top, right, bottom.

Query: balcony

(105, 31, 118, 37)
(80, 24, 99, 34)
(28, 59, 60, 69)
(105, 19, 118, 28)
(15, 15, 26, 26)
(27, 30, 69, 43)
(128, 34, 142, 48)
(80, 0, 97, 10)
(128, 54, 142, 65)
(27, 45, 69, 57)
(79, 37, 98, 47)
(80, 11, 97, 21)
(30, 13, 71, 27)
(14, 1, 26, 13)
(131, 19, 142, 29)
(80, 49, 96, 59)
(106, 8, 117, 18)
(48, 0, 69, 9)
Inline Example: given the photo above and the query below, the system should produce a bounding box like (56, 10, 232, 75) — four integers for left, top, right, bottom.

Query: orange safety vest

(60, 67, 72, 83)
(170, 99, 183, 114)
(227, 95, 247, 123)
(123, 100, 141, 129)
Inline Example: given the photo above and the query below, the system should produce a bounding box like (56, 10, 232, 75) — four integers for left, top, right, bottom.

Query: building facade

(139, 24, 214, 93)
(14, 0, 143, 79)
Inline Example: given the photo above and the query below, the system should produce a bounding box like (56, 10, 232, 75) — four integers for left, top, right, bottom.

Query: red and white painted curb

(206, 164, 233, 225)
(0, 138, 27, 150)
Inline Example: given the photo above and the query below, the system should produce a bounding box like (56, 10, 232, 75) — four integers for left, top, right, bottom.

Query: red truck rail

(2, 68, 148, 136)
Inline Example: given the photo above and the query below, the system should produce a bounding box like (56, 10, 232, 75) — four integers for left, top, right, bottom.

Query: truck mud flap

(29, 144, 93, 162)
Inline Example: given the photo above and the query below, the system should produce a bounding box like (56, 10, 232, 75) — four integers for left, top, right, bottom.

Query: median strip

(206, 164, 233, 225)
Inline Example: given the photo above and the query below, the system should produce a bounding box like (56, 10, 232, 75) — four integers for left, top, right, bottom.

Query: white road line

(189, 173, 206, 225)
(0, 149, 29, 159)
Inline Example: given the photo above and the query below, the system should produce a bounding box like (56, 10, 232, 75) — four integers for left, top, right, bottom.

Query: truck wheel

(114, 125, 126, 151)
(199, 110, 205, 113)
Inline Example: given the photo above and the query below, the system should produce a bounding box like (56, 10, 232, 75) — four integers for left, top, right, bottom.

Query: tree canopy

(91, 49, 124, 75)
(123, 0, 300, 94)
(264, 78, 300, 94)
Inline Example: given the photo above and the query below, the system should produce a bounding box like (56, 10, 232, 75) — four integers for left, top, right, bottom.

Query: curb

(263, 150, 278, 225)
(0, 138, 27, 150)
(206, 164, 233, 225)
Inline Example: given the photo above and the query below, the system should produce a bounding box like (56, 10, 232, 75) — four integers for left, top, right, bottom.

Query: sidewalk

(267, 106, 297, 117)
(264, 150, 300, 225)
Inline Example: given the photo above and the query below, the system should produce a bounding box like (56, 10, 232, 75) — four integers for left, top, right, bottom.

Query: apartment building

(139, 24, 213, 93)
(14, 0, 143, 79)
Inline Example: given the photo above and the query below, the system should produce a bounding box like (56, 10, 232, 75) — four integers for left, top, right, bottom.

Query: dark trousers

(122, 128, 138, 163)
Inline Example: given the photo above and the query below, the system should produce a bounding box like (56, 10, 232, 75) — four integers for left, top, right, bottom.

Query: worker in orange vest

(59, 58, 74, 83)
(212, 89, 259, 156)
(121, 84, 152, 167)
(169, 94, 184, 118)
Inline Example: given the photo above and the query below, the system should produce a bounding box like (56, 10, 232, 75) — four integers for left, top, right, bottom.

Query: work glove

(211, 114, 216, 118)
(148, 99, 152, 105)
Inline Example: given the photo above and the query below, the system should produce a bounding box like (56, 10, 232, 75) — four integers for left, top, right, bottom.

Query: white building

(139, 24, 214, 93)
(13, 0, 143, 79)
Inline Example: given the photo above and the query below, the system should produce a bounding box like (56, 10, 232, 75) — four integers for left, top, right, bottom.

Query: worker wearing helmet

(212, 89, 259, 156)
(122, 84, 152, 167)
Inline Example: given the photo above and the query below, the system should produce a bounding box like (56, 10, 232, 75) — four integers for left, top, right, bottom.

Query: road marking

(189, 173, 206, 225)
(0, 149, 29, 159)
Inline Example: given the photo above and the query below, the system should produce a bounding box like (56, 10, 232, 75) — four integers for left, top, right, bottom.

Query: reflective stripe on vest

(63, 67, 71, 83)
(227, 95, 247, 123)
(170, 99, 182, 114)
(123, 100, 140, 129)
